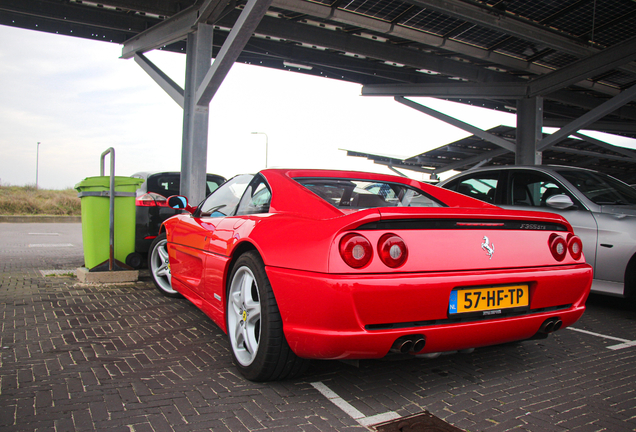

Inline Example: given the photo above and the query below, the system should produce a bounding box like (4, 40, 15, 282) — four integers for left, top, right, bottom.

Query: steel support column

(123, 0, 273, 204)
(181, 24, 213, 204)
(516, 97, 543, 165)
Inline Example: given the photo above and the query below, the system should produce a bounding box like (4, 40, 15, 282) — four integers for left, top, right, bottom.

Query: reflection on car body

(148, 169, 592, 381)
(439, 165, 636, 298)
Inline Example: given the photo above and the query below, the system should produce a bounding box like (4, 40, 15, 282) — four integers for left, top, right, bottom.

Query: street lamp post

(251, 132, 268, 168)
(36, 141, 40, 190)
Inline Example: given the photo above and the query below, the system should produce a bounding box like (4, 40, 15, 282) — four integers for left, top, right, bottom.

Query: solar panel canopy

(2, 0, 636, 180)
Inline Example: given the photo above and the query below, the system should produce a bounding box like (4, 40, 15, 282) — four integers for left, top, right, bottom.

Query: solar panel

(399, 9, 465, 37)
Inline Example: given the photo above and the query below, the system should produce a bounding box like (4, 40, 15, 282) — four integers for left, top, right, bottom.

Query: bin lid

(75, 176, 144, 191)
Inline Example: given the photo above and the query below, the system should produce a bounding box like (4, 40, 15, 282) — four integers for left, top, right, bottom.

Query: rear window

(146, 173, 224, 197)
(295, 178, 444, 209)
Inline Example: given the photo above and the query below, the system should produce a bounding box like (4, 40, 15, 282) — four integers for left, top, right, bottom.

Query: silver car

(438, 165, 636, 298)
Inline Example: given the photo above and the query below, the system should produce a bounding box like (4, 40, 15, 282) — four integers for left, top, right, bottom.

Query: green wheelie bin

(75, 175, 143, 271)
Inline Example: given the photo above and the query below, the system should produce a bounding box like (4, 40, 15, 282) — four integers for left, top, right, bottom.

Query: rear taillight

(339, 233, 373, 269)
(549, 234, 567, 261)
(378, 233, 408, 268)
(136, 192, 168, 207)
(567, 234, 583, 261)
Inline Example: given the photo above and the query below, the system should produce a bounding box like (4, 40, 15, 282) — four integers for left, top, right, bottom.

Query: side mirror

(546, 194, 574, 210)
(167, 195, 188, 209)
(167, 195, 196, 214)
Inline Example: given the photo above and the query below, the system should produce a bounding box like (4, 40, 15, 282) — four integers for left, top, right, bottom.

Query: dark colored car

(128, 171, 225, 267)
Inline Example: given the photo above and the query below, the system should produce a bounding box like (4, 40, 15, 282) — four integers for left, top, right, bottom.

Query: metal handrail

(100, 147, 115, 271)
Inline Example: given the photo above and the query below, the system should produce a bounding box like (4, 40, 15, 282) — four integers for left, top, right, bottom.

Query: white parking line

(568, 327, 636, 350)
(311, 381, 401, 427)
(28, 233, 60, 236)
(28, 244, 74, 248)
(607, 340, 636, 350)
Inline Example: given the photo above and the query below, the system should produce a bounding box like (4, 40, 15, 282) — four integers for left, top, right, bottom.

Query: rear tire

(148, 233, 181, 298)
(226, 251, 309, 381)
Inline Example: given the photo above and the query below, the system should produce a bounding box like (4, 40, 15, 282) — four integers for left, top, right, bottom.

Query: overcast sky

(1, 24, 634, 190)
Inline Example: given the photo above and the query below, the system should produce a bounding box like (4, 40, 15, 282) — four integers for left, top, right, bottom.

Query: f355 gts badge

(481, 236, 495, 259)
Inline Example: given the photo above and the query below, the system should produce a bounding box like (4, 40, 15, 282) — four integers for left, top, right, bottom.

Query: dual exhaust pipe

(391, 317, 562, 354)
(539, 317, 563, 334)
(390, 335, 426, 354)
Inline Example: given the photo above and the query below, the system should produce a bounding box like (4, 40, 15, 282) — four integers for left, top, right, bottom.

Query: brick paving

(1, 223, 636, 431)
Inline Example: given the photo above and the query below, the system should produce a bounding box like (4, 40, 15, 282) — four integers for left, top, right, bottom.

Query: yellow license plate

(449, 285, 529, 315)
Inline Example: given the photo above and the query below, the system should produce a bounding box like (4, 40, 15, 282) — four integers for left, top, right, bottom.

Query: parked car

(148, 168, 591, 381)
(128, 171, 225, 267)
(438, 165, 636, 298)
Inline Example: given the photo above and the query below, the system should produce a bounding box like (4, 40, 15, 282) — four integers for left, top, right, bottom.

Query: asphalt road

(1, 222, 635, 431)
(0, 222, 84, 272)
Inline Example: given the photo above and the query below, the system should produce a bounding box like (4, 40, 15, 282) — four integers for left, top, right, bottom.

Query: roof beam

(361, 82, 527, 98)
(231, 12, 509, 84)
(550, 145, 636, 163)
(362, 34, 636, 99)
(539, 84, 636, 150)
(195, 0, 274, 106)
(134, 52, 184, 107)
(269, 0, 623, 97)
(94, 0, 191, 17)
(545, 90, 636, 122)
(404, 0, 595, 58)
(386, 166, 409, 177)
(121, 0, 229, 58)
(395, 96, 517, 152)
(373, 160, 434, 174)
(543, 119, 636, 134)
(527, 34, 636, 97)
(243, 38, 444, 84)
(195, 0, 234, 25)
(121, 4, 199, 58)
(572, 132, 636, 161)
(0, 0, 156, 34)
(432, 148, 510, 174)
(404, 0, 636, 78)
(344, 150, 436, 173)
(268, 0, 557, 79)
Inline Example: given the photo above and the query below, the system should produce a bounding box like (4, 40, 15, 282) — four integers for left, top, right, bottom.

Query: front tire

(226, 251, 308, 381)
(148, 233, 180, 298)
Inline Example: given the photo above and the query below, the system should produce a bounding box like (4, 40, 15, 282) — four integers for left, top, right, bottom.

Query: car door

(500, 170, 599, 274)
(170, 175, 253, 314)
(196, 175, 273, 327)
(556, 168, 636, 292)
(196, 174, 254, 307)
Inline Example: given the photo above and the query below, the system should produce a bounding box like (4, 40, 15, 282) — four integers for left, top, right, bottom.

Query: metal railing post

(100, 148, 116, 271)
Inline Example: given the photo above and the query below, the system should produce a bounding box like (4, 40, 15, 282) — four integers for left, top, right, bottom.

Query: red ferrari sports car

(149, 169, 592, 381)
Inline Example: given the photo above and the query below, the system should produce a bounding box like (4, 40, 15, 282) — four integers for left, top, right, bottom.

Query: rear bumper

(266, 264, 592, 360)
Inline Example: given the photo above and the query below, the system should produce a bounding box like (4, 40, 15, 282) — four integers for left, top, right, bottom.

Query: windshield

(295, 178, 444, 209)
(557, 169, 636, 205)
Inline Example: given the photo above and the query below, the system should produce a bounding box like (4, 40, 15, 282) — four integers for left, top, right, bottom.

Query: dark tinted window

(557, 169, 636, 205)
(295, 178, 444, 209)
(508, 171, 568, 207)
(147, 174, 181, 197)
(444, 172, 500, 204)
(236, 175, 271, 215)
(146, 173, 225, 197)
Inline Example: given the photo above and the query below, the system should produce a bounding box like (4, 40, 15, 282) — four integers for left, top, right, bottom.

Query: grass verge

(0, 185, 81, 216)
